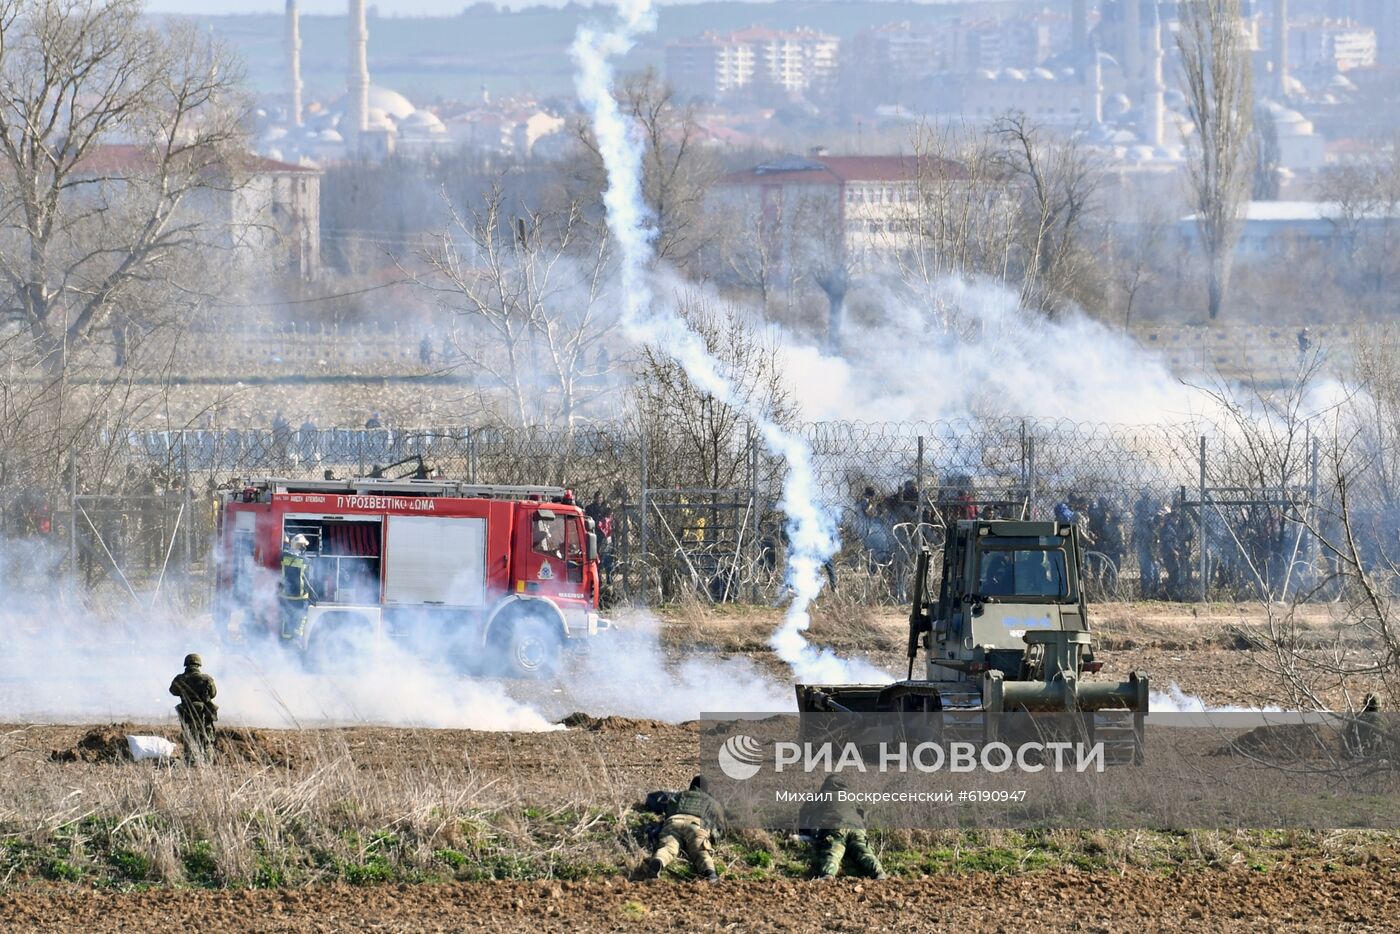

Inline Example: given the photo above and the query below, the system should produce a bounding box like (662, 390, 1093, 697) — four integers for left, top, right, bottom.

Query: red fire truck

(212, 477, 609, 676)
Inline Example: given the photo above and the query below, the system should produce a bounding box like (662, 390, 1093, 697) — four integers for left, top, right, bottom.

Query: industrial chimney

(1273, 0, 1289, 97)
(347, 0, 370, 146)
(1144, 0, 1165, 147)
(285, 0, 302, 126)
(1123, 0, 1142, 86)
(1072, 0, 1088, 62)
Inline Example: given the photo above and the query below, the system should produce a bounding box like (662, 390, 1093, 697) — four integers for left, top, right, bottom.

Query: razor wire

(41, 417, 1387, 606)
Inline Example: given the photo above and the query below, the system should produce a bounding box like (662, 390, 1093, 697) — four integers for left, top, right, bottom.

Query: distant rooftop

(722, 154, 968, 186)
(1181, 201, 1400, 224)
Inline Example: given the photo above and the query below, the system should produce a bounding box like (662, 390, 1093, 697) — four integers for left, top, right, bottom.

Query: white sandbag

(126, 735, 177, 761)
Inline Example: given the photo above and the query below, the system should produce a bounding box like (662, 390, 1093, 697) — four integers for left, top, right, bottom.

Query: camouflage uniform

(647, 786, 724, 880)
(169, 654, 218, 761)
(800, 784, 886, 880)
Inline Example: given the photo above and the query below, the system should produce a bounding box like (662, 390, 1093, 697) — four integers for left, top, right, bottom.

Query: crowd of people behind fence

(842, 478, 1310, 602)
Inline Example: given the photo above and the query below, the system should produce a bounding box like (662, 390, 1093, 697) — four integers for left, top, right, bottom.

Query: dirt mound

(1214, 723, 1354, 761)
(557, 712, 683, 734)
(213, 728, 306, 768)
(48, 725, 154, 763)
(48, 725, 304, 767)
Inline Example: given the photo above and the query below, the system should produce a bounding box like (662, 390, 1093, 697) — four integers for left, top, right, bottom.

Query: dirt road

(4, 869, 1395, 932)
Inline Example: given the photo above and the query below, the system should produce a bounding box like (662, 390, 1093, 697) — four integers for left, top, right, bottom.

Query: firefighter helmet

(183, 653, 202, 668)
(289, 534, 309, 553)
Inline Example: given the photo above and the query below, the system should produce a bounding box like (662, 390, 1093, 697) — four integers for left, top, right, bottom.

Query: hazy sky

(146, 0, 972, 14)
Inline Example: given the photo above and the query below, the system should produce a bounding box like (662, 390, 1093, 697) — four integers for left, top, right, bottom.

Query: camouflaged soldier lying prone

(640, 775, 725, 882)
(799, 774, 887, 881)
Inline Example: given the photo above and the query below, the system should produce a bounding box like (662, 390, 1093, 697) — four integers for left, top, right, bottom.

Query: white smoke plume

(0, 536, 556, 731)
(560, 610, 793, 719)
(781, 276, 1204, 426)
(572, 1, 885, 686)
(1150, 682, 1279, 713)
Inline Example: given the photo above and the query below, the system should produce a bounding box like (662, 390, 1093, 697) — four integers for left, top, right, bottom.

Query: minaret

(347, 0, 370, 146)
(1123, 0, 1142, 87)
(285, 0, 303, 126)
(1144, 0, 1165, 147)
(1072, 0, 1088, 61)
(1091, 38, 1104, 125)
(1273, 0, 1289, 97)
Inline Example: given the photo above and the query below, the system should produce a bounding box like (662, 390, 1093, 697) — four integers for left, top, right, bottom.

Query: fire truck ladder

(238, 477, 571, 501)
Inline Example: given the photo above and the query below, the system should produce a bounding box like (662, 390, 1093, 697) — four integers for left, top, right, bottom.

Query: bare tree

(1108, 207, 1172, 330)
(1316, 140, 1400, 312)
(573, 69, 719, 271)
(993, 113, 1104, 316)
(0, 0, 248, 370)
(631, 295, 792, 494)
(893, 123, 1020, 302)
(1176, 0, 1255, 320)
(415, 187, 619, 428)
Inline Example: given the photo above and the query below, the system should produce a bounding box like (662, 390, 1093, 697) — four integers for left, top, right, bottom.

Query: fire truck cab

(213, 477, 609, 677)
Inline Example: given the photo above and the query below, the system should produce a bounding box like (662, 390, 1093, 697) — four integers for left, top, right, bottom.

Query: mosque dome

(366, 86, 415, 120)
(400, 109, 447, 137)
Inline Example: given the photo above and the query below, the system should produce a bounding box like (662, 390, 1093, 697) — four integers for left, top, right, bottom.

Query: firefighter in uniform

(280, 534, 316, 641)
(801, 775, 887, 881)
(642, 775, 724, 882)
(169, 654, 218, 762)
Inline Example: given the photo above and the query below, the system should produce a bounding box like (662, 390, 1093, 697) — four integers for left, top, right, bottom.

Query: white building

(665, 27, 839, 100)
(1284, 19, 1378, 72)
(714, 153, 977, 271)
(81, 145, 322, 278)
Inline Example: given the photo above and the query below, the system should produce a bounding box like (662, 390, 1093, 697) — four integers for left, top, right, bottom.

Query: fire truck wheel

(494, 615, 562, 679)
(305, 616, 374, 673)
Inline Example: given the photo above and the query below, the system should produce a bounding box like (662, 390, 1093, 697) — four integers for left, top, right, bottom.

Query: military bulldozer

(797, 520, 1149, 717)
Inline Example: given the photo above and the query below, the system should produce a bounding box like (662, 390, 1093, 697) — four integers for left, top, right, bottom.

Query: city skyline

(146, 0, 977, 15)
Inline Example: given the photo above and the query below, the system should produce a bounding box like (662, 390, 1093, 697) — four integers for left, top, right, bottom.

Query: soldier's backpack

(642, 791, 677, 814)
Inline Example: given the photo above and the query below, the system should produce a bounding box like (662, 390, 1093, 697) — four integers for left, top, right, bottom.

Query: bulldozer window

(978, 547, 1069, 599)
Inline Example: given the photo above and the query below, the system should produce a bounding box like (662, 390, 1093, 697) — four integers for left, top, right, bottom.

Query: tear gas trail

(571, 2, 886, 685)
(1150, 682, 1280, 713)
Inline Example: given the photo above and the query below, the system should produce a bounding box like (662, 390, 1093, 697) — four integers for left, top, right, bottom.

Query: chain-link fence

(31, 418, 1360, 607)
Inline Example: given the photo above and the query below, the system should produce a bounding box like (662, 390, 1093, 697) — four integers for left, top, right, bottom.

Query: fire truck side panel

(383, 515, 487, 607)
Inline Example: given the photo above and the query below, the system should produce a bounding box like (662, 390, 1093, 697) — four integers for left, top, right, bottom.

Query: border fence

(12, 418, 1358, 607)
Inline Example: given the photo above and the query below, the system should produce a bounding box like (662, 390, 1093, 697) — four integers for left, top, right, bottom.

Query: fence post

(748, 422, 759, 604)
(68, 458, 78, 574)
(467, 429, 479, 484)
(1199, 434, 1208, 603)
(1026, 435, 1037, 519)
(915, 435, 925, 548)
(182, 435, 194, 582)
(639, 428, 649, 598)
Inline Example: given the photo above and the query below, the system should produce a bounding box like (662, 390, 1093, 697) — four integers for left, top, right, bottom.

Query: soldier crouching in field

(170, 653, 218, 764)
(641, 775, 724, 882)
(800, 775, 887, 881)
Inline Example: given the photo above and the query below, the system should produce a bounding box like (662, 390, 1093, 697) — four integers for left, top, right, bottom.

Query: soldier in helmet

(800, 774, 887, 881)
(280, 534, 317, 642)
(641, 775, 724, 882)
(169, 653, 218, 762)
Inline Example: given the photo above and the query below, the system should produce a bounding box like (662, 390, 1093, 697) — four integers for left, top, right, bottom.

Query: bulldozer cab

(917, 520, 1088, 683)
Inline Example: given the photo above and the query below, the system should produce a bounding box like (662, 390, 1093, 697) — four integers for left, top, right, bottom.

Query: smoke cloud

(1150, 682, 1279, 713)
(781, 276, 1203, 426)
(572, 1, 884, 686)
(0, 537, 557, 731)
